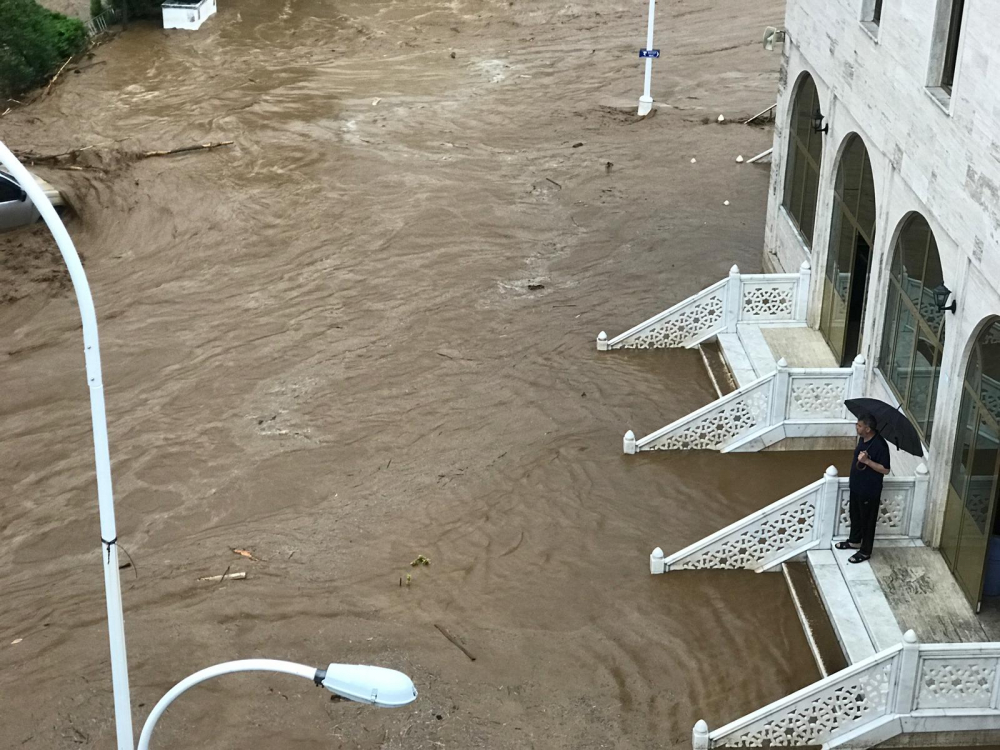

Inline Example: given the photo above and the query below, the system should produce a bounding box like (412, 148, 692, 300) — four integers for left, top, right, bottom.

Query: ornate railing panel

(636, 375, 773, 452)
(598, 262, 811, 351)
(786, 371, 851, 419)
(708, 647, 899, 748)
(661, 479, 823, 572)
(915, 653, 999, 710)
(739, 275, 797, 322)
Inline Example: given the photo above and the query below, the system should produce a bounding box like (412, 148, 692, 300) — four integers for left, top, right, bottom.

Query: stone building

(599, 0, 1000, 745)
(765, 0, 1000, 614)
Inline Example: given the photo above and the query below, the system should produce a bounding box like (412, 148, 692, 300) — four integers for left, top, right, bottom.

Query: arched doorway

(941, 320, 1000, 611)
(819, 134, 876, 366)
(782, 74, 824, 247)
(877, 213, 946, 442)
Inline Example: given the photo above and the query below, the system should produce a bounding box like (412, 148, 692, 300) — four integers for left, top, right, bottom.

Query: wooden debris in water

(434, 624, 476, 661)
(140, 141, 234, 159)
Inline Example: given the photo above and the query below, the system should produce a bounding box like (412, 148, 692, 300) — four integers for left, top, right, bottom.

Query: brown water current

(0, 1, 854, 747)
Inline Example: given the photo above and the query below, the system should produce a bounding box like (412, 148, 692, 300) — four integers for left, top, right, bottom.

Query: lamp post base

(637, 96, 653, 116)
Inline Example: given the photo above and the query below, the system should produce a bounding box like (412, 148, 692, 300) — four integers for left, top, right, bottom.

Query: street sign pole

(638, 0, 656, 116)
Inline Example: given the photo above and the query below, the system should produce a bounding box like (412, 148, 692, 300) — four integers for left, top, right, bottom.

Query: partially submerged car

(0, 169, 65, 232)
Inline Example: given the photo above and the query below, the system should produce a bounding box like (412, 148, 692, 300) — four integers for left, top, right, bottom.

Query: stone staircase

(599, 262, 861, 453)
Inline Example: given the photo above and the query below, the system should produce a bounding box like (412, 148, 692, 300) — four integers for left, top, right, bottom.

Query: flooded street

(0, 0, 847, 747)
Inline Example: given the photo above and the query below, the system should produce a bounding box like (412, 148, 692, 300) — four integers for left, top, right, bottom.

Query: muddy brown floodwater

(0, 1, 853, 747)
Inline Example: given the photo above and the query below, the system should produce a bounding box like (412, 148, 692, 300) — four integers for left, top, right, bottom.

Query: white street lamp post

(0, 139, 134, 750)
(137, 660, 417, 750)
(637, 0, 657, 116)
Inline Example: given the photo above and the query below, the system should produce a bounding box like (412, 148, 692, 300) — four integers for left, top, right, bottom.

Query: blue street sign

(639, 49, 660, 58)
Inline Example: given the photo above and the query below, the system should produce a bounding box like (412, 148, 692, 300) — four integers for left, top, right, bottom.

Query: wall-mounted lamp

(933, 283, 957, 313)
(812, 110, 829, 134)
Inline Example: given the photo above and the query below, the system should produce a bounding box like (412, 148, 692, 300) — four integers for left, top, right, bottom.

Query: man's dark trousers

(848, 491, 880, 556)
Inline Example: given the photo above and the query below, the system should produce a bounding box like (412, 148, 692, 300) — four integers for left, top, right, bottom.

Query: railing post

(910, 463, 930, 538)
(769, 358, 790, 427)
(693, 719, 710, 750)
(650, 547, 665, 574)
(893, 630, 920, 715)
(818, 465, 840, 547)
(597, 331, 609, 352)
(848, 355, 867, 400)
(624, 430, 636, 455)
(794, 260, 811, 322)
(725, 264, 741, 333)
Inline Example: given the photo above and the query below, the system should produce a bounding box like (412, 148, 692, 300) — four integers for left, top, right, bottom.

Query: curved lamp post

(138, 660, 417, 749)
(0, 139, 134, 749)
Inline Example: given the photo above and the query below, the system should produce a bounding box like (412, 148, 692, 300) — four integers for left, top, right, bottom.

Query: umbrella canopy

(844, 398, 923, 457)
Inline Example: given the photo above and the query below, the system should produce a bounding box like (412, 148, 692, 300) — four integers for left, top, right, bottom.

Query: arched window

(940, 319, 1000, 608)
(878, 214, 946, 440)
(782, 75, 823, 246)
(819, 134, 876, 365)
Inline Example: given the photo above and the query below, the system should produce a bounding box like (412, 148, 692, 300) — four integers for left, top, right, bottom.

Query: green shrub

(0, 0, 87, 100)
(50, 12, 87, 57)
(90, 0, 103, 18)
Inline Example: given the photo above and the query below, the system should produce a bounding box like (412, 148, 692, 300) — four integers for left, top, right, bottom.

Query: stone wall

(36, 0, 93, 20)
(761, 0, 1000, 545)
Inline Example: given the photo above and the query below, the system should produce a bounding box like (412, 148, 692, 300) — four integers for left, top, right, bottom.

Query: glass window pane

(799, 161, 819, 242)
(926, 349, 942, 438)
(891, 305, 918, 400)
(966, 416, 999, 534)
(980, 323, 1000, 424)
(856, 154, 877, 243)
(879, 285, 900, 375)
(838, 139, 864, 215)
(951, 390, 977, 496)
(784, 76, 822, 248)
(910, 329, 937, 434)
(900, 217, 931, 306)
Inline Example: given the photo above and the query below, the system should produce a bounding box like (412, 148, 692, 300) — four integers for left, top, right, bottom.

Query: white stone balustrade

(596, 262, 810, 351)
(650, 464, 929, 574)
(695, 632, 1000, 749)
(627, 356, 864, 454)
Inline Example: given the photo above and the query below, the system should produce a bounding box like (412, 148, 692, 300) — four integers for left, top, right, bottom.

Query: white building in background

(599, 0, 1000, 746)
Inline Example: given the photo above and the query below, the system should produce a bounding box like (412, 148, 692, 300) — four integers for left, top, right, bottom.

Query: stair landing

(716, 323, 838, 389)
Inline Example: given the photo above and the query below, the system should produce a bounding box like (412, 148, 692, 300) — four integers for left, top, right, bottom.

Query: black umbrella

(844, 398, 923, 456)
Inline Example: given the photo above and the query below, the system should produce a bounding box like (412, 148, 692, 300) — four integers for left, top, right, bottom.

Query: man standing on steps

(835, 413, 890, 564)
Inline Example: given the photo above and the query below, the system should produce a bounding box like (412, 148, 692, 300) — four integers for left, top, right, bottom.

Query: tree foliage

(0, 0, 87, 100)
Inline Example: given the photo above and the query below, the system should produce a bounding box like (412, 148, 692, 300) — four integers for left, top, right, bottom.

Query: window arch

(878, 213, 946, 440)
(940, 319, 1000, 607)
(819, 134, 876, 365)
(782, 74, 824, 246)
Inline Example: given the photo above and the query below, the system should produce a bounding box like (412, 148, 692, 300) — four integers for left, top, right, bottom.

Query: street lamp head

(318, 664, 417, 708)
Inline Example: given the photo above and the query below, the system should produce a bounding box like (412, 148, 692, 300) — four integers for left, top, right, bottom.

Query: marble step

(783, 561, 849, 678)
(807, 549, 877, 664)
(716, 332, 759, 389)
(831, 544, 904, 652)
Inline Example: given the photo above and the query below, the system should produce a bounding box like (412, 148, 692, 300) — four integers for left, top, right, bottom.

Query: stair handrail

(694, 640, 905, 749)
(695, 632, 1000, 749)
(597, 261, 811, 351)
(629, 355, 866, 454)
(628, 370, 776, 454)
(598, 276, 730, 351)
(652, 477, 825, 573)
